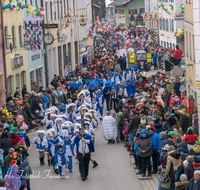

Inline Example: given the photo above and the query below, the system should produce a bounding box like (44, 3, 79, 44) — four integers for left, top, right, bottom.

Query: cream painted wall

(3, 0, 29, 94)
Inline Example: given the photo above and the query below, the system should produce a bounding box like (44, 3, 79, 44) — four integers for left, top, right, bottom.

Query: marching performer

(95, 89, 104, 119)
(33, 130, 46, 166)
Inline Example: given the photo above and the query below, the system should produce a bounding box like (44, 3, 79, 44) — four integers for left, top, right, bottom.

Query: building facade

(158, 0, 184, 51)
(3, 0, 29, 95)
(77, 0, 93, 65)
(192, 0, 200, 134)
(24, 0, 46, 90)
(145, 0, 158, 30)
(108, 0, 145, 27)
(43, 0, 79, 84)
(184, 0, 196, 104)
(0, 7, 6, 104)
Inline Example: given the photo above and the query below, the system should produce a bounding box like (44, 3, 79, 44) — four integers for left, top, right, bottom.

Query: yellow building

(184, 0, 197, 103)
(3, 0, 29, 96)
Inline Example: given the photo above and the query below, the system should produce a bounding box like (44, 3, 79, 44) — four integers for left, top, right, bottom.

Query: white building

(145, 0, 158, 29)
(105, 0, 115, 21)
(158, 0, 184, 51)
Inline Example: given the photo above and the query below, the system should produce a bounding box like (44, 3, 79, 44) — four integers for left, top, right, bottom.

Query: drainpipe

(41, 0, 49, 88)
(0, 0, 8, 101)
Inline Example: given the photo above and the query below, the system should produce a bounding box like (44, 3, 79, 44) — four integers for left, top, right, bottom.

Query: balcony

(174, 10, 184, 21)
(105, 15, 115, 21)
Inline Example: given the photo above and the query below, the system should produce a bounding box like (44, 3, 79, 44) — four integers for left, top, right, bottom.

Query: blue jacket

(103, 86, 111, 99)
(123, 85, 134, 97)
(134, 141, 140, 156)
(150, 132, 161, 151)
(128, 84, 135, 96)
(177, 142, 189, 154)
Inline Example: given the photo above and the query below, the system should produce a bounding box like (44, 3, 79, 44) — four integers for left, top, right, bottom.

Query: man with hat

(74, 129, 94, 181)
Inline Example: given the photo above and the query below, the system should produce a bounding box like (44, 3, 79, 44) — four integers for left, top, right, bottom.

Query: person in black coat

(115, 99, 124, 113)
(0, 131, 13, 157)
(15, 143, 29, 160)
(22, 85, 27, 98)
(174, 77, 181, 97)
(185, 170, 200, 190)
(31, 96, 41, 115)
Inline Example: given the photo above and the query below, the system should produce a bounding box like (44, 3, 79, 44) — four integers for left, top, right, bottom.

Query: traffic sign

(42, 24, 58, 29)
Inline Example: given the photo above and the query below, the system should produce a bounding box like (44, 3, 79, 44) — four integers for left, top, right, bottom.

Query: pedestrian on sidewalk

(138, 129, 152, 177)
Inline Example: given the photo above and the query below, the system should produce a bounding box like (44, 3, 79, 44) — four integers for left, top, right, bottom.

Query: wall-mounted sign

(42, 24, 58, 28)
(31, 54, 40, 61)
(12, 56, 23, 69)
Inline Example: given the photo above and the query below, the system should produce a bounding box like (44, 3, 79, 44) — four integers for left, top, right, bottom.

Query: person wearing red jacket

(174, 45, 183, 67)
(8, 128, 21, 147)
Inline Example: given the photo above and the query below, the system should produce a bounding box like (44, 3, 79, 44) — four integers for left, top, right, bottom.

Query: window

(35, 0, 37, 7)
(140, 8, 145, 14)
(57, 1, 59, 19)
(54, 1, 56, 19)
(115, 9, 117, 14)
(163, 19, 165, 31)
(164, 41, 166, 48)
(19, 25, 23, 47)
(73, 0, 75, 14)
(12, 26, 16, 48)
(193, 34, 195, 62)
(20, 71, 26, 88)
(67, 0, 69, 14)
(128, 9, 136, 14)
(159, 19, 162, 30)
(51, 1, 53, 20)
(4, 26, 8, 49)
(186, 31, 188, 57)
(161, 41, 163, 46)
(166, 19, 168, 32)
(64, 0, 66, 15)
(60, 0, 63, 18)
(171, 19, 174, 32)
(173, 44, 175, 49)
(7, 76, 13, 94)
(45, 2, 49, 21)
(30, 0, 32, 5)
(170, 43, 172, 48)
(189, 32, 191, 59)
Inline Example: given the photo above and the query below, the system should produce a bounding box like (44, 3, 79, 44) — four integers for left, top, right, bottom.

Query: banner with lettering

(23, 18, 42, 52)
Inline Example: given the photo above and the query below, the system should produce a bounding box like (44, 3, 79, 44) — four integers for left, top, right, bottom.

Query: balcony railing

(174, 10, 184, 20)
(105, 15, 115, 20)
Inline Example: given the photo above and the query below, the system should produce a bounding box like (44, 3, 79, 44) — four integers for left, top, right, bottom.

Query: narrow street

(28, 118, 143, 190)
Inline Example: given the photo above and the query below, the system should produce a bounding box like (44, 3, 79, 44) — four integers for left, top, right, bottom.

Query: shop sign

(12, 56, 23, 69)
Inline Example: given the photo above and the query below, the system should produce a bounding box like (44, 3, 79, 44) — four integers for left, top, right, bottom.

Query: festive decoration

(141, 12, 147, 21)
(23, 19, 42, 52)
(174, 28, 184, 37)
(2, 1, 45, 17)
(157, 2, 173, 14)
(153, 12, 157, 21)
(115, 14, 125, 19)
(180, 4, 185, 11)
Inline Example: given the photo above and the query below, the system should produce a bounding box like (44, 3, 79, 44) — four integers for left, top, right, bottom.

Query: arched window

(7, 76, 14, 94)
(19, 25, 23, 47)
(4, 26, 8, 49)
(12, 26, 16, 48)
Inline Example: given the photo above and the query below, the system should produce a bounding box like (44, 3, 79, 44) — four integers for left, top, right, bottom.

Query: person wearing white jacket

(102, 111, 117, 143)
